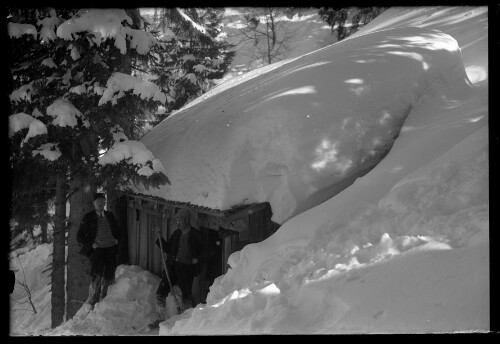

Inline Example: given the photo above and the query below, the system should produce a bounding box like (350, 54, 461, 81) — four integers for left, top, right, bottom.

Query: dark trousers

(89, 245, 118, 280)
(156, 262, 196, 306)
(86, 245, 118, 306)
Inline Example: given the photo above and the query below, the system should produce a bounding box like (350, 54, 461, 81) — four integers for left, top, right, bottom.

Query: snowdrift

(157, 7, 488, 334)
(44, 265, 180, 335)
(135, 25, 472, 225)
(10, 244, 52, 334)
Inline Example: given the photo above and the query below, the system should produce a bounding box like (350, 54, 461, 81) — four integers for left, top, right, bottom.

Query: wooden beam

(223, 203, 269, 221)
(118, 191, 225, 217)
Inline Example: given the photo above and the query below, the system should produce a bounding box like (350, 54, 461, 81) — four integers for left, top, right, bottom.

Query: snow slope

(220, 9, 337, 79)
(157, 6, 488, 334)
(9, 244, 52, 334)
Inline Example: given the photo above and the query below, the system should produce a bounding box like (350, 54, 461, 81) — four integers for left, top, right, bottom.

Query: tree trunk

(65, 175, 95, 320)
(50, 172, 66, 328)
(106, 179, 117, 221)
(106, 179, 129, 265)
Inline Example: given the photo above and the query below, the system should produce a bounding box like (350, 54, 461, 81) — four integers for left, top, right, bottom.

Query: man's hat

(94, 193, 106, 201)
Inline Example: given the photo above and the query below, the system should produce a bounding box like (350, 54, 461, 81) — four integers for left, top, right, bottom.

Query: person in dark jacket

(150, 208, 204, 327)
(77, 193, 122, 307)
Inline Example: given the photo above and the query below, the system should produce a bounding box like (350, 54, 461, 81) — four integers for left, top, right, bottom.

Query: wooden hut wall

(126, 197, 171, 276)
(127, 204, 139, 267)
(115, 195, 129, 264)
(124, 195, 279, 305)
(247, 203, 278, 243)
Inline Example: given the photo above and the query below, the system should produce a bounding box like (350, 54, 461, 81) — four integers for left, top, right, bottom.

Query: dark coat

(156, 227, 205, 275)
(77, 210, 122, 258)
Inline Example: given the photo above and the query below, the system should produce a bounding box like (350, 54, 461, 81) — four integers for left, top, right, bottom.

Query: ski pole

(155, 227, 182, 314)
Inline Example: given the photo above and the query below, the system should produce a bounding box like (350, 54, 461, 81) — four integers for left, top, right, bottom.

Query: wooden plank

(127, 205, 138, 265)
(119, 192, 225, 217)
(222, 203, 268, 221)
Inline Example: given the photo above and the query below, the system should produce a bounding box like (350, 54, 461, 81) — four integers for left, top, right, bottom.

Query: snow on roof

(133, 25, 470, 224)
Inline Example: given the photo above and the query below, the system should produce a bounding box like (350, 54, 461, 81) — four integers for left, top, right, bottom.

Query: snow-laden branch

(56, 9, 160, 55)
(9, 113, 36, 137)
(32, 143, 62, 161)
(47, 99, 90, 128)
(10, 82, 35, 103)
(176, 8, 208, 35)
(8, 22, 37, 39)
(98, 72, 166, 105)
(98, 140, 166, 177)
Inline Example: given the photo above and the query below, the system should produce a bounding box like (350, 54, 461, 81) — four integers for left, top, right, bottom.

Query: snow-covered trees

(8, 8, 170, 200)
(231, 8, 297, 67)
(143, 8, 235, 123)
(8, 7, 171, 326)
(8, 7, 234, 327)
(319, 7, 387, 41)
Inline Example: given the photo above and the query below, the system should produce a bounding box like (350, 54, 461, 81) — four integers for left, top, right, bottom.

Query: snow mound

(157, 8, 488, 334)
(48, 265, 160, 335)
(135, 26, 470, 224)
(164, 131, 488, 334)
(10, 244, 52, 334)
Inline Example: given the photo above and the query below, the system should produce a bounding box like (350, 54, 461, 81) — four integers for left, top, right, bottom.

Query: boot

(147, 303, 166, 330)
(181, 298, 193, 311)
(147, 319, 163, 331)
(85, 276, 102, 306)
(100, 278, 113, 301)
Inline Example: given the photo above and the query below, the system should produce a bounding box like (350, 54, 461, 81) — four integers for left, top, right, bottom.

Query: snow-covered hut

(115, 193, 278, 304)
(114, 22, 478, 305)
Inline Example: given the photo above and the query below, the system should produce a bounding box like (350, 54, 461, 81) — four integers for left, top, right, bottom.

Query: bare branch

(15, 256, 37, 314)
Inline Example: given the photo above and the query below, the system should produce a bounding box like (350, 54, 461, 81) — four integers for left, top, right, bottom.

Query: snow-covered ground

(10, 6, 489, 335)
(219, 8, 338, 80)
(10, 244, 52, 334)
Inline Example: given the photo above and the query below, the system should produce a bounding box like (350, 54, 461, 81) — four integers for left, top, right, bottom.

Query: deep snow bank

(158, 7, 488, 334)
(135, 26, 470, 225)
(161, 120, 488, 334)
(46, 265, 179, 335)
(9, 244, 52, 334)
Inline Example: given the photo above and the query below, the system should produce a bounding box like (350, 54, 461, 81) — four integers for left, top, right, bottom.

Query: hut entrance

(119, 194, 279, 305)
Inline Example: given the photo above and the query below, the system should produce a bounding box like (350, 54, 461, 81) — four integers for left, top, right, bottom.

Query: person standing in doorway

(77, 193, 122, 308)
(149, 208, 204, 329)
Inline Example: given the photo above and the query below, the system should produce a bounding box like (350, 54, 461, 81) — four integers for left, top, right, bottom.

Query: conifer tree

(7, 7, 170, 325)
(8, 6, 236, 326)
(144, 8, 235, 123)
(318, 7, 386, 41)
